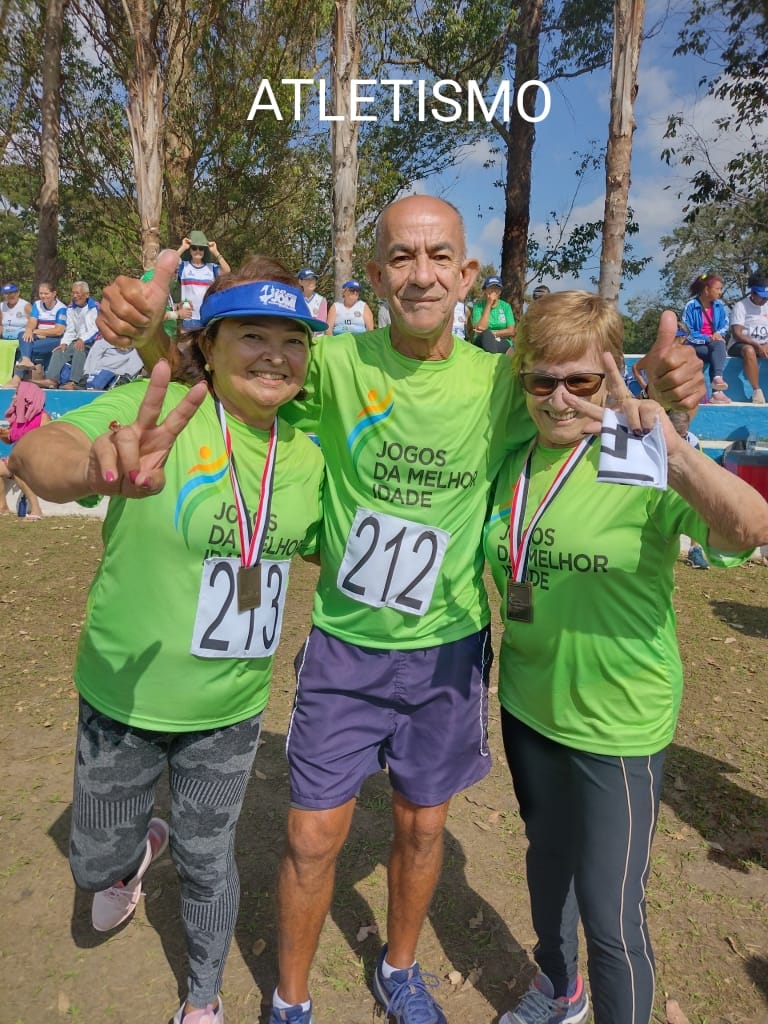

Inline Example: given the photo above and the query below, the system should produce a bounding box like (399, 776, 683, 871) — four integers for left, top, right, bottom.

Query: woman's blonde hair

(512, 290, 625, 375)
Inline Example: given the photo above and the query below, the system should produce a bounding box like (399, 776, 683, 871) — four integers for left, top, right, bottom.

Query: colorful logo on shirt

(174, 444, 229, 542)
(348, 388, 394, 473)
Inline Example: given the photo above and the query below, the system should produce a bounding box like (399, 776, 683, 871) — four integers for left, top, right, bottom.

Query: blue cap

(298, 268, 318, 280)
(1, 283, 19, 293)
(483, 276, 502, 289)
(200, 281, 328, 334)
(751, 286, 768, 298)
(342, 280, 362, 291)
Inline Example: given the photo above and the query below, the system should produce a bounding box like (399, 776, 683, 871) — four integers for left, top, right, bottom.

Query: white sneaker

(752, 388, 766, 404)
(172, 995, 224, 1024)
(712, 375, 728, 391)
(91, 817, 169, 932)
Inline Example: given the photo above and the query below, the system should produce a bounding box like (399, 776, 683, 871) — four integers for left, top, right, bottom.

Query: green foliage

(661, 0, 768, 219)
(659, 202, 767, 308)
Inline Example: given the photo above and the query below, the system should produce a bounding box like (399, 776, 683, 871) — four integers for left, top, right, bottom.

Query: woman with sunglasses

(9, 256, 326, 1024)
(483, 291, 768, 1024)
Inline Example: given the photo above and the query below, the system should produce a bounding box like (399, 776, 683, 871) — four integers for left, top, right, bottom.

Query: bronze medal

(238, 564, 262, 612)
(506, 580, 533, 623)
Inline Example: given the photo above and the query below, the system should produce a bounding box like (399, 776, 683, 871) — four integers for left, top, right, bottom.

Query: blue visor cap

(200, 281, 328, 334)
(483, 276, 502, 289)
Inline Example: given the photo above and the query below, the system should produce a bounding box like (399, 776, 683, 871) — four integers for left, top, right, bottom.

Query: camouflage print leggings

(70, 697, 262, 1007)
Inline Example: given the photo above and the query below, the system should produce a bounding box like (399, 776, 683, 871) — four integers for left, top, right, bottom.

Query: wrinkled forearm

(667, 441, 768, 551)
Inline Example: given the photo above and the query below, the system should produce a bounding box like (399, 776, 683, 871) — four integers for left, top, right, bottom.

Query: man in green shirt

(95, 199, 705, 1024)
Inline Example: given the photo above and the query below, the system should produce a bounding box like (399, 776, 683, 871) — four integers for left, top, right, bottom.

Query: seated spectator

(682, 272, 731, 403)
(728, 272, 768, 405)
(79, 338, 144, 390)
(467, 275, 516, 354)
(16, 282, 67, 373)
(0, 382, 51, 520)
(531, 284, 550, 301)
(2, 283, 31, 344)
(39, 282, 100, 388)
(326, 280, 374, 334)
(176, 231, 231, 329)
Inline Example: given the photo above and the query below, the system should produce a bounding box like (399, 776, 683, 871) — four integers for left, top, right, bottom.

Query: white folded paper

(597, 407, 668, 489)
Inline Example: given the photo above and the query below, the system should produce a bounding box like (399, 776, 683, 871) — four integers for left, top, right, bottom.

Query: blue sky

(419, 0, 747, 314)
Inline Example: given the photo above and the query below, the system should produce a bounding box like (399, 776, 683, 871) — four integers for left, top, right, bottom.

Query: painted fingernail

(140, 477, 153, 489)
(103, 470, 116, 483)
(128, 470, 139, 485)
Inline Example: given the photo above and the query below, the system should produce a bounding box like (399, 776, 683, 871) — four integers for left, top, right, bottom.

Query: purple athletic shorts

(286, 625, 493, 809)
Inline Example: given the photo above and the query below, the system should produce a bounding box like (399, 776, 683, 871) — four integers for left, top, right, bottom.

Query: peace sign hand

(562, 353, 682, 452)
(86, 360, 209, 498)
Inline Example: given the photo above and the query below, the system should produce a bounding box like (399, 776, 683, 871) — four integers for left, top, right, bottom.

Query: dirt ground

(0, 515, 766, 1024)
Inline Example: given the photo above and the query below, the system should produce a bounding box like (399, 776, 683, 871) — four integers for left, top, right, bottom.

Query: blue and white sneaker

(686, 545, 710, 569)
(372, 945, 446, 1024)
(269, 1001, 313, 1024)
(499, 973, 589, 1024)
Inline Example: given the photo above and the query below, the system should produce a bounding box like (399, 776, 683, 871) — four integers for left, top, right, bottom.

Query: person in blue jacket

(681, 272, 731, 403)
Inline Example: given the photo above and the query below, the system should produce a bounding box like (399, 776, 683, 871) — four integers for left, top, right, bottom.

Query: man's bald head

(374, 195, 467, 262)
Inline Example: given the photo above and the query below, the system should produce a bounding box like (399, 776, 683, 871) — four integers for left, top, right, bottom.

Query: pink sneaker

(710, 391, 732, 403)
(172, 996, 224, 1023)
(712, 375, 728, 391)
(91, 817, 169, 932)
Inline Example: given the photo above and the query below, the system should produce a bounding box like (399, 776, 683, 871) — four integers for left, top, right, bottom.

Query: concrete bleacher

(625, 354, 768, 461)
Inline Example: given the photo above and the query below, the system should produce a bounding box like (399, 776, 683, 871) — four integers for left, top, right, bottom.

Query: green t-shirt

(471, 299, 515, 333)
(282, 328, 532, 649)
(483, 441, 748, 756)
(62, 381, 324, 731)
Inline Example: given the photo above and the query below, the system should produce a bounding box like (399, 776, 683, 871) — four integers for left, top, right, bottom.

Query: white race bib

(191, 557, 290, 658)
(337, 508, 450, 617)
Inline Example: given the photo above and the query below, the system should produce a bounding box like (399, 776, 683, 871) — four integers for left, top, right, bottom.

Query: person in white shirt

(40, 282, 102, 388)
(298, 269, 328, 332)
(729, 272, 768, 404)
(17, 282, 67, 370)
(326, 280, 374, 335)
(1, 283, 31, 343)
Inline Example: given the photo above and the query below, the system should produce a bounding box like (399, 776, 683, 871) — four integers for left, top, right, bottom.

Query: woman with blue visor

(10, 255, 327, 1024)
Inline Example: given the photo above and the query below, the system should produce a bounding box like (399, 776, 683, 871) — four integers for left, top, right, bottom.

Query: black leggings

(501, 709, 665, 1024)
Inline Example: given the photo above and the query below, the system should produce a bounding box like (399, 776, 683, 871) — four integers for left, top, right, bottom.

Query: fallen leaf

(487, 810, 501, 825)
(469, 910, 484, 929)
(447, 970, 463, 988)
(474, 820, 491, 832)
(251, 938, 267, 956)
(723, 637, 737, 644)
(356, 923, 379, 942)
(673, 776, 687, 791)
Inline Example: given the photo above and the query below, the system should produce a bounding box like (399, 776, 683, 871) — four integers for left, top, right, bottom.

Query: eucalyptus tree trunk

(500, 0, 543, 320)
(598, 0, 646, 302)
(124, 0, 164, 269)
(34, 0, 65, 289)
(330, 0, 360, 298)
